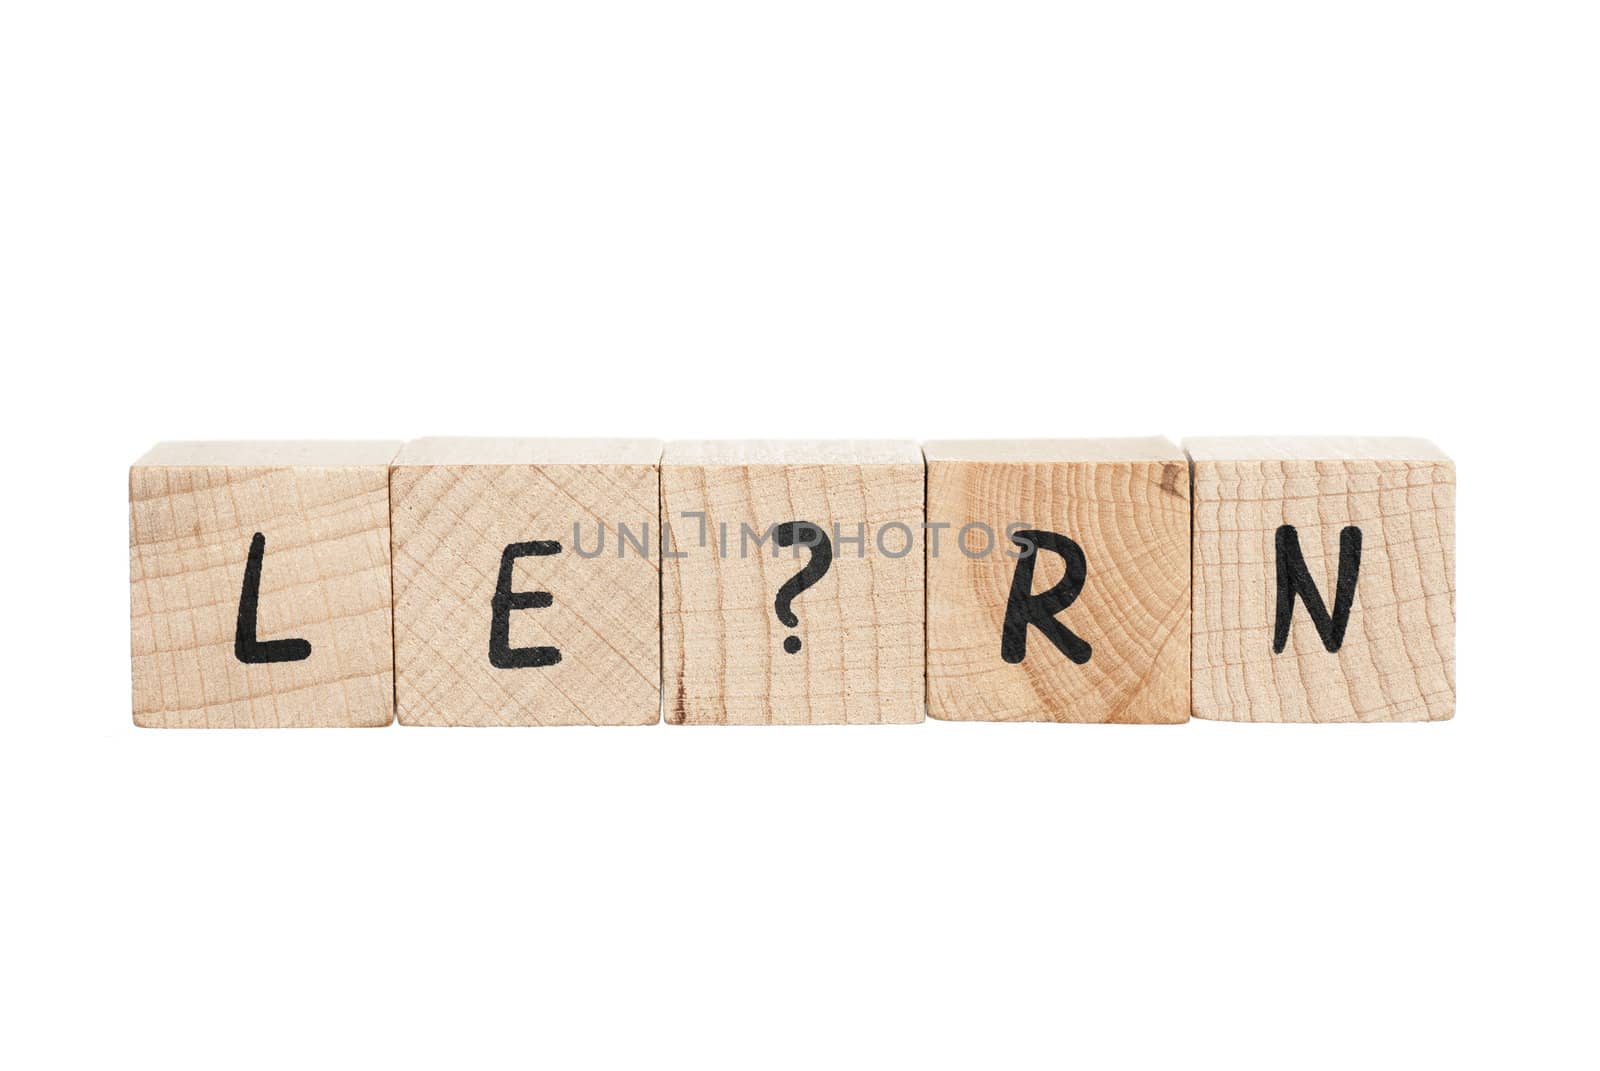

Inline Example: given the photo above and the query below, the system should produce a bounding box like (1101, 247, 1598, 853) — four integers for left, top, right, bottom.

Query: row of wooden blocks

(129, 437, 1456, 727)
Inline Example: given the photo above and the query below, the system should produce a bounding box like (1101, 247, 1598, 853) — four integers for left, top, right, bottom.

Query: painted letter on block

(1187, 437, 1455, 722)
(129, 441, 401, 728)
(390, 438, 662, 726)
(925, 439, 1190, 723)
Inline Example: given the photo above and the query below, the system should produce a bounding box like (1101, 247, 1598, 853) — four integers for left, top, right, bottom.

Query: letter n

(1273, 524, 1361, 654)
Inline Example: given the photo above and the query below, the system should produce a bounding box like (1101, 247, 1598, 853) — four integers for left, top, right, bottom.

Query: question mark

(772, 521, 833, 654)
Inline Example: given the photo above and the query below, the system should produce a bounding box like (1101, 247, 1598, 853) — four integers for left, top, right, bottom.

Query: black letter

(234, 532, 312, 664)
(489, 541, 563, 669)
(1001, 530, 1091, 665)
(1273, 525, 1361, 654)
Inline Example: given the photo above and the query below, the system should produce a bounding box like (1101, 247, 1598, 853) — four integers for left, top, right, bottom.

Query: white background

(3, 2, 1596, 1067)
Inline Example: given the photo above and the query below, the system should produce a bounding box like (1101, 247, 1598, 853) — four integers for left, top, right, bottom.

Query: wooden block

(924, 439, 1190, 723)
(390, 438, 662, 726)
(1186, 437, 1455, 722)
(661, 441, 924, 724)
(129, 441, 401, 728)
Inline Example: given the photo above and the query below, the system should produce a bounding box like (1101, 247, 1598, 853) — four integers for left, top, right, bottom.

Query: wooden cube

(924, 439, 1190, 723)
(1187, 437, 1455, 722)
(129, 441, 401, 728)
(661, 441, 924, 724)
(390, 438, 662, 726)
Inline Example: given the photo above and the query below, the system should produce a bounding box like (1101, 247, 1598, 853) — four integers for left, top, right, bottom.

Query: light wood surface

(1184, 436, 1449, 462)
(391, 438, 662, 725)
(1186, 436, 1455, 722)
(134, 440, 403, 467)
(393, 437, 663, 466)
(925, 438, 1187, 464)
(661, 440, 924, 724)
(129, 441, 401, 727)
(925, 438, 1190, 723)
(664, 440, 922, 466)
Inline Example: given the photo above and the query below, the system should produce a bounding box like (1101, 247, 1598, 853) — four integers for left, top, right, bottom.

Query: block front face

(1187, 438, 1455, 722)
(924, 440, 1190, 723)
(390, 439, 662, 726)
(661, 441, 924, 724)
(129, 442, 400, 728)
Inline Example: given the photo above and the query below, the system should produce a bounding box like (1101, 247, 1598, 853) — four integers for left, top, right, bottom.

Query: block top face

(393, 437, 663, 466)
(923, 437, 1182, 463)
(663, 440, 922, 466)
(1183, 436, 1449, 463)
(133, 440, 402, 467)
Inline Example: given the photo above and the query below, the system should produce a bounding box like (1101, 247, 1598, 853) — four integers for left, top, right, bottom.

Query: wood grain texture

(390, 438, 662, 726)
(924, 439, 1190, 723)
(129, 441, 400, 728)
(1186, 437, 1456, 722)
(661, 440, 924, 725)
